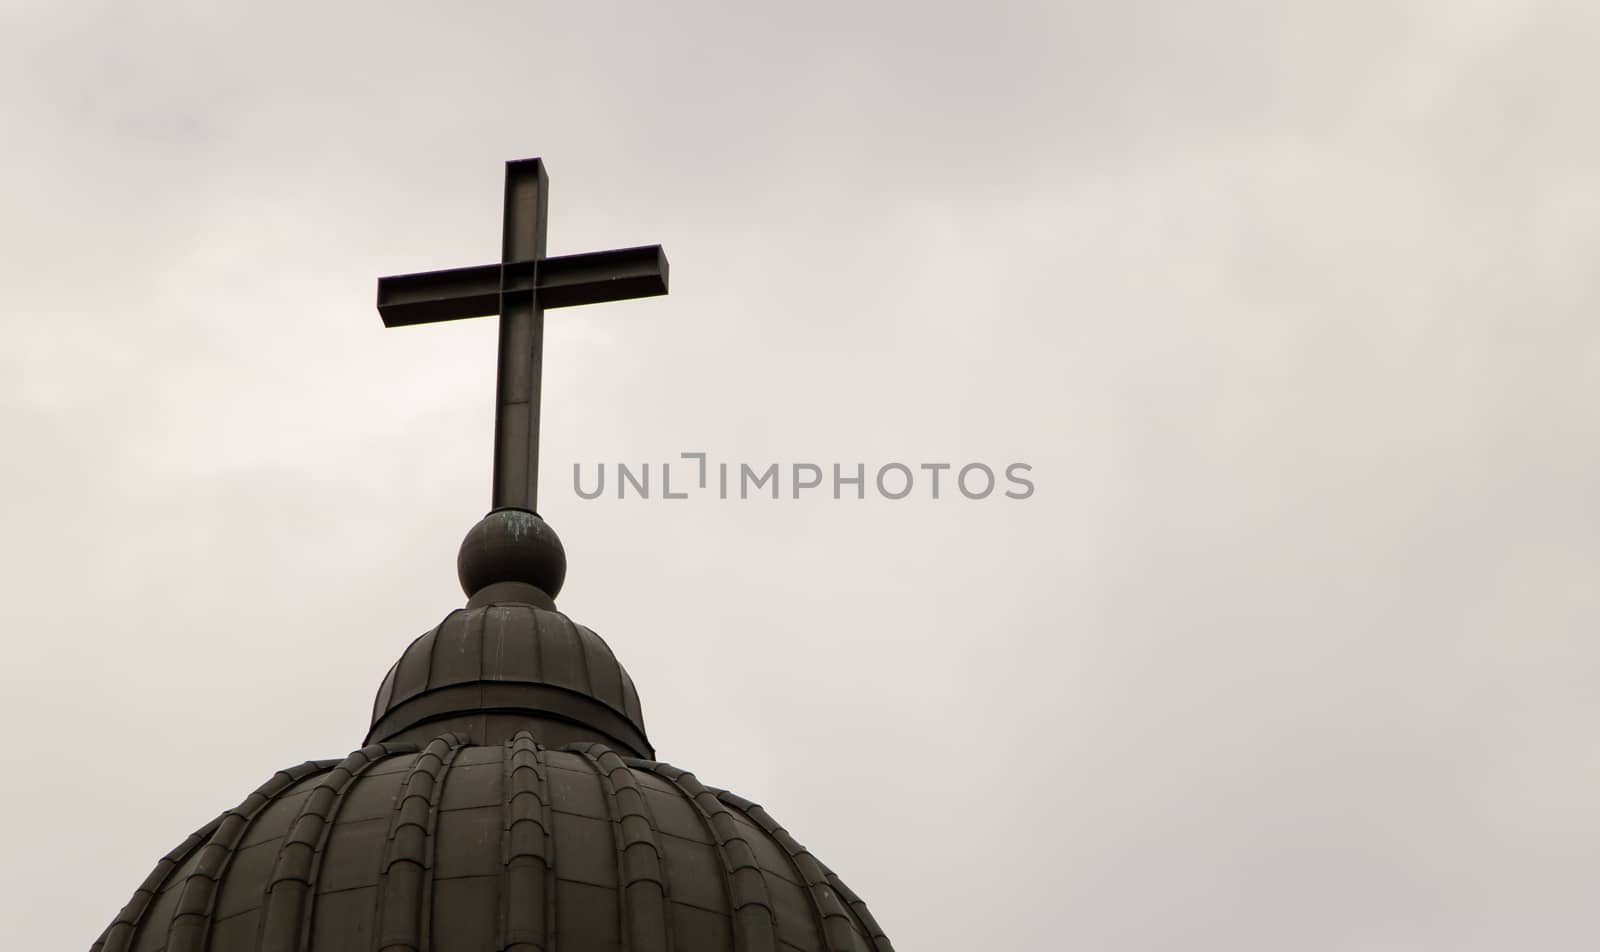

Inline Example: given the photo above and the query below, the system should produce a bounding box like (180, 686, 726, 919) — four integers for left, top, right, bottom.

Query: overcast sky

(4, 2, 1599, 949)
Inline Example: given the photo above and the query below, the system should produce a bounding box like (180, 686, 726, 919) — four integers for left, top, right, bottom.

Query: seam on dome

(538, 739, 558, 951)
(573, 743, 674, 952)
(715, 790, 856, 952)
(373, 659, 400, 726)
(647, 761, 777, 952)
(371, 677, 646, 727)
(165, 761, 335, 952)
(97, 758, 340, 952)
(391, 622, 446, 706)
(472, 606, 489, 681)
(500, 730, 552, 952)
(818, 866, 894, 952)
(620, 667, 643, 727)
(424, 612, 455, 693)
(555, 612, 595, 702)
(367, 697, 652, 759)
(584, 622, 627, 712)
(257, 742, 410, 952)
(99, 819, 227, 952)
(372, 731, 467, 952)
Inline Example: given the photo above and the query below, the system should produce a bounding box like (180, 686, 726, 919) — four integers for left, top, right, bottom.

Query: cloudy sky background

(3, 2, 1599, 948)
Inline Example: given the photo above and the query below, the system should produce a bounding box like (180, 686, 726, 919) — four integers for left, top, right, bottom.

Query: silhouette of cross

(377, 158, 668, 513)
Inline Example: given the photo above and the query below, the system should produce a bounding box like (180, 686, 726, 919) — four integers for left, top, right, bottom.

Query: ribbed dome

(93, 732, 893, 952)
(94, 528, 896, 950)
(367, 604, 651, 757)
(92, 513, 897, 951)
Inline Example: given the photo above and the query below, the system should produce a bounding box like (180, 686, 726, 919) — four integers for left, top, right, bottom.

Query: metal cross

(377, 158, 668, 513)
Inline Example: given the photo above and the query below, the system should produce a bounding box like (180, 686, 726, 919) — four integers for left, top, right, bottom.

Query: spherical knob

(457, 508, 567, 600)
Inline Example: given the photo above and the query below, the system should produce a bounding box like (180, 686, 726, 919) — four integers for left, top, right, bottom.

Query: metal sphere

(456, 507, 567, 599)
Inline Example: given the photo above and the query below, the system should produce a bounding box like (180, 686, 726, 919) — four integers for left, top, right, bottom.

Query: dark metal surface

(376, 247, 669, 325)
(376, 158, 669, 512)
(456, 507, 568, 601)
(364, 601, 650, 754)
(94, 734, 895, 952)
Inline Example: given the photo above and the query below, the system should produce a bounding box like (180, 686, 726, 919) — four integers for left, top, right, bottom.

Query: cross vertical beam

(495, 159, 549, 511)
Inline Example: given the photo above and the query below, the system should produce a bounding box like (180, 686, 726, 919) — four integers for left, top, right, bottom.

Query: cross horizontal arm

(537, 244, 669, 309)
(377, 263, 503, 326)
(376, 244, 669, 328)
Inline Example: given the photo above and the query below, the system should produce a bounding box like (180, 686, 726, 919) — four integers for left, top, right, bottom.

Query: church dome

(367, 603, 652, 757)
(93, 733, 891, 952)
(94, 513, 895, 952)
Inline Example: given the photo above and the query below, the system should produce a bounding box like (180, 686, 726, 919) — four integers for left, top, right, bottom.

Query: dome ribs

(96, 744, 895, 951)
(373, 733, 467, 952)
(713, 792, 867, 952)
(366, 606, 653, 756)
(619, 668, 643, 729)
(577, 623, 626, 712)
(524, 606, 547, 680)
(390, 626, 440, 709)
(817, 868, 893, 952)
(258, 742, 408, 952)
(372, 660, 400, 726)
(97, 759, 338, 952)
(429, 608, 484, 689)
(542, 612, 590, 696)
(163, 761, 336, 952)
(501, 731, 554, 952)
(97, 816, 228, 952)
(482, 606, 517, 681)
(573, 743, 672, 952)
(649, 763, 778, 952)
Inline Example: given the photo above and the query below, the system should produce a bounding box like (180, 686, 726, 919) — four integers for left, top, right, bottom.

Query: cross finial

(376, 158, 669, 513)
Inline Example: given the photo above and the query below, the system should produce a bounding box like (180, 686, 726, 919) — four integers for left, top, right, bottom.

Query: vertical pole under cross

(494, 159, 549, 511)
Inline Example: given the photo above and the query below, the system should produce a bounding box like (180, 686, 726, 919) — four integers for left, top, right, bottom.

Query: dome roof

(367, 603, 651, 757)
(93, 732, 893, 952)
(95, 511, 896, 951)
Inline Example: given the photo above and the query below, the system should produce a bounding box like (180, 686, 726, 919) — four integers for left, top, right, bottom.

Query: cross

(376, 158, 668, 513)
